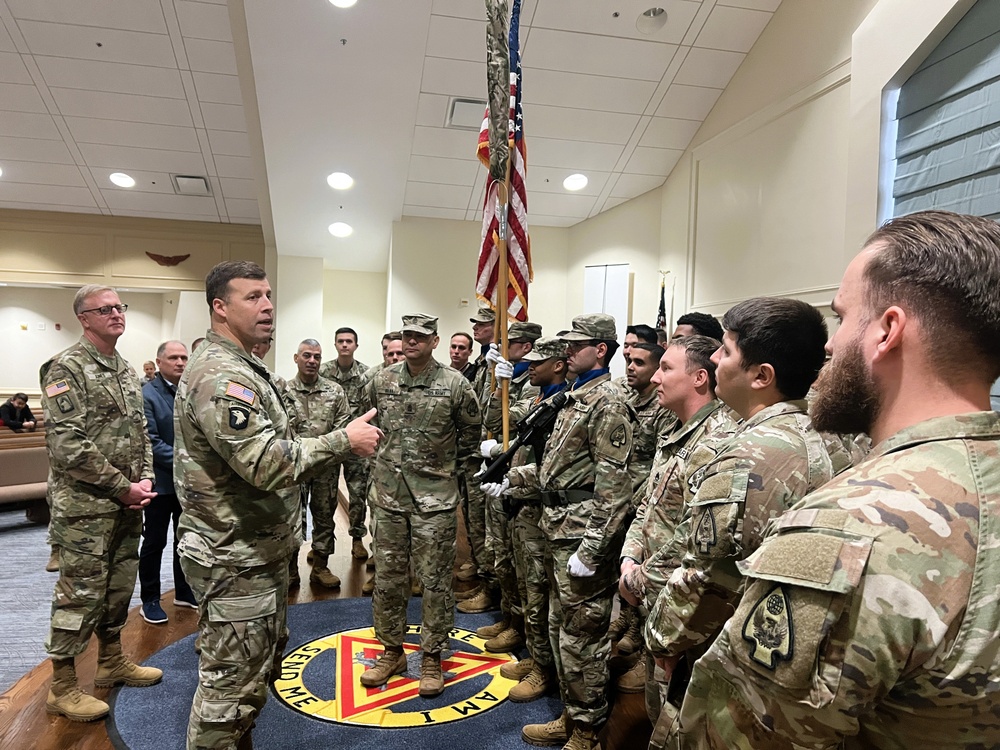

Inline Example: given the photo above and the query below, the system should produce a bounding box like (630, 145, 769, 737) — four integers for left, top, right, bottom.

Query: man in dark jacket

(1, 393, 37, 431)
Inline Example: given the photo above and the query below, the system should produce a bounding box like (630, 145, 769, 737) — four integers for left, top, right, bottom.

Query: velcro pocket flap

(207, 589, 277, 623)
(739, 529, 871, 594)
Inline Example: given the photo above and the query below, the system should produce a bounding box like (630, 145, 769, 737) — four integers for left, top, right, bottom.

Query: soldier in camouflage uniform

(674, 210, 1000, 748)
(617, 336, 735, 733)
(644, 298, 855, 746)
(284, 339, 351, 588)
(359, 314, 481, 698)
(486, 313, 633, 750)
(462, 320, 542, 618)
(318, 327, 371, 560)
(40, 284, 161, 723)
(175, 262, 381, 750)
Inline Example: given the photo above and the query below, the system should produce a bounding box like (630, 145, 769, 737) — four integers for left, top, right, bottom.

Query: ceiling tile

(184, 38, 238, 75)
(176, 1, 233, 42)
(421, 56, 483, 98)
(50, 88, 194, 126)
(17, 21, 176, 68)
(404, 181, 471, 209)
(0, 19, 16, 52)
(426, 15, 485, 63)
(654, 84, 722, 120)
(0, 52, 33, 85)
(0, 111, 60, 140)
(207, 129, 250, 157)
(530, 214, 580, 228)
(600, 195, 628, 211)
(695, 6, 773, 53)
(0, 161, 87, 187)
(718, 0, 781, 12)
(528, 136, 623, 172)
(35, 56, 185, 97)
(214, 154, 254, 179)
(65, 117, 201, 151)
(527, 190, 595, 217)
(524, 28, 675, 83)
(0, 82, 48, 113)
(525, 166, 609, 196)
(0, 181, 97, 207)
(412, 126, 478, 160)
(200, 102, 247, 132)
(525, 103, 640, 145)
(192, 71, 242, 105)
(522, 68, 657, 115)
(5, 0, 168, 34)
(415, 93, 450, 128)
(88, 167, 177, 193)
(220, 177, 256, 200)
(101, 189, 219, 215)
(0, 135, 74, 164)
(404, 204, 467, 221)
(625, 146, 683, 175)
(430, 0, 485, 22)
(529, 0, 702, 45)
(407, 155, 480, 186)
(610, 173, 664, 198)
(639, 117, 701, 149)
(78, 142, 208, 173)
(673, 47, 746, 88)
(225, 198, 260, 219)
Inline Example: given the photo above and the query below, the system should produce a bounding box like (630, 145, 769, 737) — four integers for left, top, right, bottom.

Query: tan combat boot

(608, 605, 632, 643)
(94, 639, 163, 688)
(500, 657, 533, 681)
(456, 586, 497, 614)
(46, 658, 110, 722)
(563, 723, 602, 750)
(362, 574, 375, 595)
(508, 663, 556, 703)
(522, 711, 571, 747)
(485, 614, 525, 652)
(476, 616, 512, 639)
(351, 538, 369, 560)
(616, 614, 642, 655)
(616, 648, 646, 693)
(411, 577, 423, 597)
(360, 648, 407, 687)
(418, 652, 444, 697)
(454, 583, 483, 601)
(45, 546, 60, 573)
(310, 553, 341, 589)
(456, 561, 478, 582)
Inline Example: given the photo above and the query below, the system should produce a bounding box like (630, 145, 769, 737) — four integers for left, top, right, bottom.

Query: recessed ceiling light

(327, 172, 354, 190)
(328, 222, 353, 237)
(563, 174, 588, 191)
(636, 7, 667, 34)
(0, 166, 4, 178)
(110, 172, 136, 188)
(329, 0, 357, 7)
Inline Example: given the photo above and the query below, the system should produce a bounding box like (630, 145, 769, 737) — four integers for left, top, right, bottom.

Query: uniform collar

(571, 367, 610, 390)
(205, 330, 271, 380)
(78, 336, 122, 371)
(399, 358, 443, 386)
(664, 399, 726, 447)
(872, 411, 1000, 457)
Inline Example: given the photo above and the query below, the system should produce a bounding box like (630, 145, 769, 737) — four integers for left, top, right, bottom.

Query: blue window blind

(893, 1, 1000, 219)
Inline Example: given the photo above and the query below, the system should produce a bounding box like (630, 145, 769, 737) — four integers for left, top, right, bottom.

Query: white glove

(480, 439, 499, 459)
(486, 343, 514, 381)
(481, 478, 510, 498)
(485, 342, 503, 365)
(567, 552, 597, 578)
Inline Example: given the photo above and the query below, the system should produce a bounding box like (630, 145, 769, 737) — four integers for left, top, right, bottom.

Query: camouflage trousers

(46, 511, 141, 658)
(486, 495, 520, 616)
(302, 472, 338, 556)
(458, 471, 491, 580)
(180, 557, 289, 750)
(372, 505, 456, 653)
(342, 457, 370, 539)
(546, 538, 617, 728)
(511, 502, 552, 668)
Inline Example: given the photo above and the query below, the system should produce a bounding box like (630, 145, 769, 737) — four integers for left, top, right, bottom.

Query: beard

(810, 337, 880, 436)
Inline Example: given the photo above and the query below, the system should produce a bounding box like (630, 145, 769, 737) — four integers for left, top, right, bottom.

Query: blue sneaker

(141, 600, 168, 624)
(173, 592, 198, 609)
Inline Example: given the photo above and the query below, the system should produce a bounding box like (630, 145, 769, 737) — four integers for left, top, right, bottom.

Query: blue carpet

(110, 598, 562, 749)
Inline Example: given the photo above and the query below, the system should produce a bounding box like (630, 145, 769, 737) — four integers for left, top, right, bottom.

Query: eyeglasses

(565, 339, 598, 352)
(79, 304, 128, 316)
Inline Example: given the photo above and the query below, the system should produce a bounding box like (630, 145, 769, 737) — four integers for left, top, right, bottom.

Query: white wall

(274, 255, 324, 380)
(162, 290, 210, 352)
(322, 269, 387, 370)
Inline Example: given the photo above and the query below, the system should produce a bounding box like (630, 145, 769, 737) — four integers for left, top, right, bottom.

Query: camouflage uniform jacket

(39, 337, 153, 518)
(174, 331, 353, 567)
(284, 374, 351, 439)
(318, 358, 368, 416)
(675, 411, 1000, 749)
(472, 352, 492, 406)
(364, 358, 481, 513)
(483, 373, 540, 436)
(506, 373, 633, 568)
(621, 400, 737, 608)
(646, 399, 853, 658)
(626, 388, 678, 504)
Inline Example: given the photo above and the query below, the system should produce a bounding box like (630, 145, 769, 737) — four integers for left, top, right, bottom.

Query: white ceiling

(0, 0, 780, 272)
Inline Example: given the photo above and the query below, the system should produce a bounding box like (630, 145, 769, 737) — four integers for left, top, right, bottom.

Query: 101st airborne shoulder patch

(229, 405, 251, 430)
(742, 585, 794, 670)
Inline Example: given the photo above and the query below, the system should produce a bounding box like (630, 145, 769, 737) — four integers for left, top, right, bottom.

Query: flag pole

(497, 167, 512, 450)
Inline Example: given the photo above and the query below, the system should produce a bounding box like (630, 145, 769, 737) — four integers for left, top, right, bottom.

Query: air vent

(447, 97, 487, 130)
(171, 175, 212, 196)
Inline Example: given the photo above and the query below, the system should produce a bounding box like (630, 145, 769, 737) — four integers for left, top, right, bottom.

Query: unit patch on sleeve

(229, 405, 251, 430)
(609, 424, 627, 448)
(742, 585, 793, 670)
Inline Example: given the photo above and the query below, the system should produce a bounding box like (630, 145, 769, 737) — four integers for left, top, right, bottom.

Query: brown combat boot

(617, 614, 642, 656)
(485, 614, 525, 652)
(456, 586, 497, 614)
(94, 639, 163, 688)
(360, 648, 407, 687)
(608, 605, 632, 643)
(454, 583, 483, 601)
(45, 546, 60, 573)
(456, 561, 478, 582)
(351, 538, 369, 560)
(362, 574, 375, 595)
(411, 577, 423, 597)
(616, 648, 646, 693)
(508, 663, 556, 703)
(46, 658, 110, 722)
(563, 723, 602, 750)
(522, 711, 571, 747)
(310, 554, 341, 589)
(500, 657, 533, 681)
(418, 653, 444, 697)
(476, 616, 511, 639)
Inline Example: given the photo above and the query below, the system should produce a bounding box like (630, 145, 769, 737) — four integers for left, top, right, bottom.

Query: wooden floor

(0, 505, 652, 750)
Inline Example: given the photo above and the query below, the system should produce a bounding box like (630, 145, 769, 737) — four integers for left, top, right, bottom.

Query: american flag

(476, 0, 531, 322)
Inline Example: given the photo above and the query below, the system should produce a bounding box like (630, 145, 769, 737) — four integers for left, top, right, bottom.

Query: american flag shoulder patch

(46, 380, 70, 397)
(225, 381, 257, 406)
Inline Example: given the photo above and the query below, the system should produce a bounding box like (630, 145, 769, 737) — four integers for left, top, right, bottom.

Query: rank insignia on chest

(404, 402, 415, 416)
(695, 507, 716, 554)
(229, 405, 250, 430)
(742, 585, 793, 669)
(609, 424, 627, 448)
